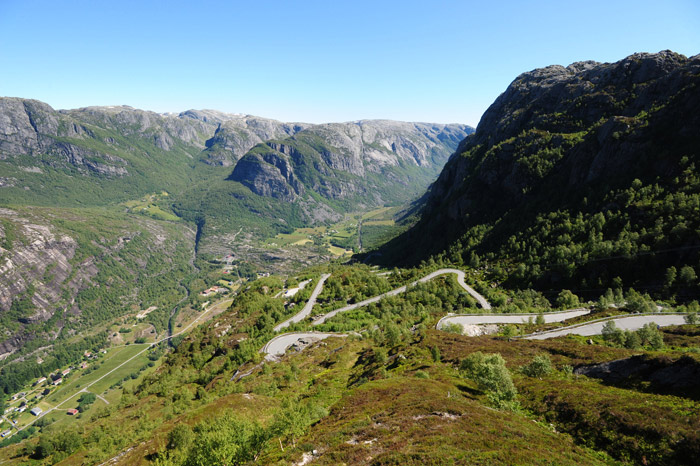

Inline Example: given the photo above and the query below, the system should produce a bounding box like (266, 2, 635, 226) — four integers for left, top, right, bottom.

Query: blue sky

(1, 0, 698, 126)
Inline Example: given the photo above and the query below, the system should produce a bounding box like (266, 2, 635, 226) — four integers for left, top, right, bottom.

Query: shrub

(460, 352, 518, 409)
(522, 354, 553, 378)
(442, 322, 464, 335)
(556, 289, 580, 309)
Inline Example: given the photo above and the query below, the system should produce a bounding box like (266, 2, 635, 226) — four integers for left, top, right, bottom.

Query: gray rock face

(0, 208, 91, 359)
(202, 117, 309, 166)
(230, 149, 304, 201)
(0, 207, 196, 360)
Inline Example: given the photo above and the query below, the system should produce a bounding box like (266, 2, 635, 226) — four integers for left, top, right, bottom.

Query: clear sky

(1, 0, 698, 126)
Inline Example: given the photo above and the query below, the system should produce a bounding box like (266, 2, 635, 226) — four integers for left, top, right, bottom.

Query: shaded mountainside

(380, 50, 700, 298)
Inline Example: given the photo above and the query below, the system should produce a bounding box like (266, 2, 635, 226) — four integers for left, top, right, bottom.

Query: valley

(1, 49, 700, 466)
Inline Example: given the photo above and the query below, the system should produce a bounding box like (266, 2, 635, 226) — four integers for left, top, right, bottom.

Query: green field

(45, 345, 149, 405)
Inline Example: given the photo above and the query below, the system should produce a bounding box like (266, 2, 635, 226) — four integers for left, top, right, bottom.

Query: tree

(685, 312, 698, 325)
(602, 320, 626, 346)
(665, 266, 677, 288)
(184, 413, 268, 466)
(460, 352, 518, 408)
(638, 323, 664, 349)
(601, 320, 618, 340)
(33, 436, 55, 459)
(679, 266, 697, 285)
(556, 289, 580, 309)
(624, 331, 642, 349)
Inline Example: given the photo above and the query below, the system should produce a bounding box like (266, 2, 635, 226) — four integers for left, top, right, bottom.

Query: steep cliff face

(229, 147, 304, 201)
(0, 98, 131, 176)
(385, 51, 700, 295)
(228, 120, 473, 206)
(0, 207, 196, 361)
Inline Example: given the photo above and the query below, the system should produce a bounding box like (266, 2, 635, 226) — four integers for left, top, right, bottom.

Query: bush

(168, 424, 194, 450)
(460, 352, 518, 409)
(430, 346, 441, 362)
(442, 322, 464, 335)
(556, 289, 580, 309)
(522, 354, 553, 378)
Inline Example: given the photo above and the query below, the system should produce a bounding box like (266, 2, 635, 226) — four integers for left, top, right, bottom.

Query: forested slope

(379, 51, 700, 300)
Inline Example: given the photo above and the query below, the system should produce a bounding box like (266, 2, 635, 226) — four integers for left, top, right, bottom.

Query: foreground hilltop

(383, 50, 700, 297)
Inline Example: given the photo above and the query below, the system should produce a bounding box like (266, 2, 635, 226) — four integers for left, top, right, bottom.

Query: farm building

(30, 407, 42, 416)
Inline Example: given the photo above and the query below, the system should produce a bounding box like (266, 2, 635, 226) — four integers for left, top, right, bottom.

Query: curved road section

(262, 332, 347, 360)
(312, 268, 490, 326)
(274, 273, 331, 332)
(436, 308, 591, 330)
(523, 314, 687, 340)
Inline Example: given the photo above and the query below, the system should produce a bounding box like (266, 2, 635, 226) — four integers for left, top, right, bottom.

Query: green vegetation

(460, 352, 518, 409)
(3, 261, 696, 465)
(601, 320, 665, 350)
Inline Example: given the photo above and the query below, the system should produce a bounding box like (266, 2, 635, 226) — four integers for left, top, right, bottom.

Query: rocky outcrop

(0, 206, 196, 360)
(0, 208, 91, 358)
(425, 50, 700, 224)
(575, 355, 700, 398)
(229, 149, 304, 201)
(201, 117, 309, 166)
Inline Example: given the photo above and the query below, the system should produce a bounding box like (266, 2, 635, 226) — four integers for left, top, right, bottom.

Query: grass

(45, 345, 148, 405)
(327, 245, 353, 256)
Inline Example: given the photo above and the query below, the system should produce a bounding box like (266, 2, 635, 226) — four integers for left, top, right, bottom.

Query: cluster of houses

(199, 286, 228, 297)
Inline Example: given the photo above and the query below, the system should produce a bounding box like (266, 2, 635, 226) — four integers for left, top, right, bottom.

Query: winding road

(263, 268, 692, 358)
(436, 308, 591, 330)
(263, 269, 491, 358)
(523, 314, 688, 340)
(312, 268, 490, 325)
(262, 332, 348, 360)
(274, 274, 331, 331)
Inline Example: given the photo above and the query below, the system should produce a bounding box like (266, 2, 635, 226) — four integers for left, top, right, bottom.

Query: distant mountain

(381, 50, 700, 297)
(0, 97, 471, 217)
(229, 120, 471, 205)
